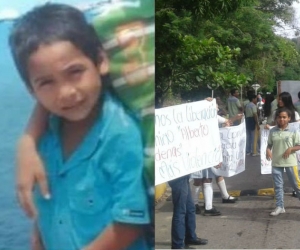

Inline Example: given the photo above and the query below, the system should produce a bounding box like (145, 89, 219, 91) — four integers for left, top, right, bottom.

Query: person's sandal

(222, 195, 237, 203)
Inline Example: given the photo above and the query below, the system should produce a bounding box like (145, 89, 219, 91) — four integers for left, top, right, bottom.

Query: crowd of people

(168, 88, 300, 249)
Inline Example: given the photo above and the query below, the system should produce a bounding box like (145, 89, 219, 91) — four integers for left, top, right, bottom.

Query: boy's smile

(27, 41, 105, 121)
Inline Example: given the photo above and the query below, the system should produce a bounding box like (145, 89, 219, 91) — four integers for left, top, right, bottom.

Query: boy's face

(276, 111, 290, 127)
(27, 41, 106, 121)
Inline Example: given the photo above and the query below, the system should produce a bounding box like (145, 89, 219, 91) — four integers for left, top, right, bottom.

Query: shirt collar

(274, 124, 290, 131)
(47, 92, 118, 174)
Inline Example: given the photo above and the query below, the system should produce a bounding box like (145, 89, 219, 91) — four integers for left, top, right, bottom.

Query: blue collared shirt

(34, 92, 150, 250)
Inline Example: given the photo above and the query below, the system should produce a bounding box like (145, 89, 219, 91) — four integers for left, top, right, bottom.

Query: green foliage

(156, 0, 300, 107)
(174, 37, 250, 92)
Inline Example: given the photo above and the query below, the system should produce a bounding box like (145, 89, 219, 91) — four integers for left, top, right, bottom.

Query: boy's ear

(98, 50, 109, 75)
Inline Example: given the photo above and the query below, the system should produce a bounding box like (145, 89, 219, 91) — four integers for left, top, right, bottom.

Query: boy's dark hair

(248, 94, 257, 102)
(230, 89, 238, 95)
(275, 107, 291, 119)
(9, 3, 103, 89)
(246, 90, 255, 98)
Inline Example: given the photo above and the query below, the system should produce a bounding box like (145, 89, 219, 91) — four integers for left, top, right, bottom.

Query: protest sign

(155, 100, 222, 185)
(260, 128, 272, 174)
(212, 119, 246, 177)
(260, 122, 300, 174)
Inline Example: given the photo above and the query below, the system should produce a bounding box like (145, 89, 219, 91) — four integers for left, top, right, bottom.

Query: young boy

(266, 107, 300, 216)
(9, 4, 150, 249)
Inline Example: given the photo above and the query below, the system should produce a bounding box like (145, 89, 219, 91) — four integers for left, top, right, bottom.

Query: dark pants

(168, 175, 197, 248)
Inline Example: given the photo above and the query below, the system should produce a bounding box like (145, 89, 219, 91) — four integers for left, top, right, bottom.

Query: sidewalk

(155, 193, 300, 249)
(155, 155, 299, 249)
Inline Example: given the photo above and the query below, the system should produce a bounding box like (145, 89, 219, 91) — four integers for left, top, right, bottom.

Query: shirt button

(58, 220, 63, 224)
(59, 173, 66, 178)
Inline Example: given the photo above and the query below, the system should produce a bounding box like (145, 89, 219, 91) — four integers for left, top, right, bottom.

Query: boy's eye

(70, 68, 84, 75)
(38, 79, 53, 86)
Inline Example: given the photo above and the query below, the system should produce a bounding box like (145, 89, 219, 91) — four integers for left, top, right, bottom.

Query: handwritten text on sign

(260, 122, 300, 174)
(212, 119, 246, 177)
(155, 100, 222, 185)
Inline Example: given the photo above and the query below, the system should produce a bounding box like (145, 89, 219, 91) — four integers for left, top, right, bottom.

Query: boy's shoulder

(269, 126, 278, 134)
(100, 92, 140, 134)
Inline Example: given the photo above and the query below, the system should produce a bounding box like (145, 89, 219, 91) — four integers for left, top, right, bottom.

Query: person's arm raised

(16, 103, 49, 218)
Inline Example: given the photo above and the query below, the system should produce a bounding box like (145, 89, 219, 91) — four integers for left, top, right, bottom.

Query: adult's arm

(16, 103, 49, 218)
(31, 222, 45, 250)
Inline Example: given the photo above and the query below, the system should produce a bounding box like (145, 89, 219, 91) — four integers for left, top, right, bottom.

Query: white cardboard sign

(155, 100, 222, 185)
(212, 119, 246, 177)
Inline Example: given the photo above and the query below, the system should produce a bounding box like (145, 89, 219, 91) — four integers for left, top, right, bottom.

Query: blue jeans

(168, 175, 197, 248)
(246, 129, 255, 154)
(272, 167, 300, 208)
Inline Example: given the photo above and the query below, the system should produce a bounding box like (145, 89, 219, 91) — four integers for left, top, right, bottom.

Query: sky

(273, 1, 300, 38)
(0, 0, 97, 20)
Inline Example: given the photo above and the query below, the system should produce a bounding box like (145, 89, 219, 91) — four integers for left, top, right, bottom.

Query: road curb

(165, 188, 277, 202)
(203, 188, 275, 199)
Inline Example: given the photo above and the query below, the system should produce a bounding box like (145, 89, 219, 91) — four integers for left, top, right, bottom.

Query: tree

(156, 0, 252, 107)
(156, 0, 300, 107)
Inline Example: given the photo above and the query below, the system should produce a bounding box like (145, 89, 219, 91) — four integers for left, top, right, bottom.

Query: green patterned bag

(92, 0, 154, 186)
(92, 3, 154, 247)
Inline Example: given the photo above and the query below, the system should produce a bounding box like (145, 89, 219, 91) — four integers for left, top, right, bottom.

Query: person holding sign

(245, 94, 260, 156)
(266, 107, 300, 216)
(168, 175, 208, 249)
(9, 4, 150, 249)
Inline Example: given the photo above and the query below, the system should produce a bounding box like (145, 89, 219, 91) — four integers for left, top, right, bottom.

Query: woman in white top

(270, 92, 300, 125)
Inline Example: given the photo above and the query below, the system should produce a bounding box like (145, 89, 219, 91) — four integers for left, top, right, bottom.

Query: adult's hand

(205, 97, 213, 102)
(16, 135, 50, 218)
(214, 162, 222, 169)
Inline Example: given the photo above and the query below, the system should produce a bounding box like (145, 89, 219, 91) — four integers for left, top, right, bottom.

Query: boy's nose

(58, 85, 81, 107)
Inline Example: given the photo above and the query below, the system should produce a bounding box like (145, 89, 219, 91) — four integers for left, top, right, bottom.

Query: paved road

(155, 155, 300, 249)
